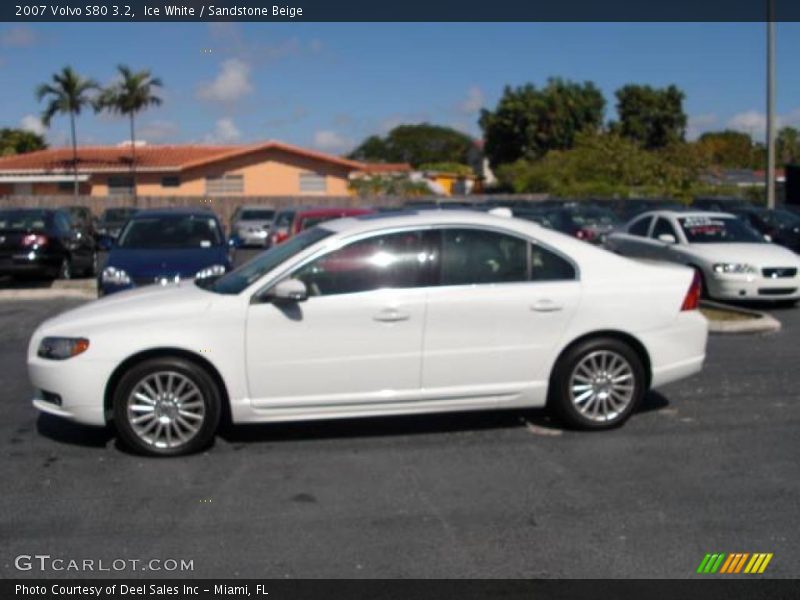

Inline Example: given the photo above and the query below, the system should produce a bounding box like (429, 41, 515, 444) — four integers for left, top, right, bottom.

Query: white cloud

(20, 114, 46, 136)
(0, 26, 38, 48)
(728, 110, 767, 137)
(205, 118, 242, 143)
(460, 86, 485, 114)
(138, 120, 179, 142)
(198, 59, 253, 103)
(686, 113, 718, 140)
(313, 130, 354, 153)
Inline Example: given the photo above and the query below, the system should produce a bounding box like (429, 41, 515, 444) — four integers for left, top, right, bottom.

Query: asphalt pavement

(0, 297, 798, 579)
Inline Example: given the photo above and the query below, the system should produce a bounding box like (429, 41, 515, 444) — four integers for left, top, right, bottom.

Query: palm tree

(96, 65, 162, 202)
(36, 67, 99, 197)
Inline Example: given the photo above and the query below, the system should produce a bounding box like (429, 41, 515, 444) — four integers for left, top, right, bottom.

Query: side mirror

(266, 278, 308, 303)
(657, 233, 677, 244)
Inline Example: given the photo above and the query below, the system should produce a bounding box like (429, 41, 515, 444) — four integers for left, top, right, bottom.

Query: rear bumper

(639, 311, 708, 388)
(0, 252, 60, 275)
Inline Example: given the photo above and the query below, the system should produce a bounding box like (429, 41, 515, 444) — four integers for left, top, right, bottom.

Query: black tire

(112, 357, 222, 457)
(548, 337, 646, 430)
(84, 250, 98, 277)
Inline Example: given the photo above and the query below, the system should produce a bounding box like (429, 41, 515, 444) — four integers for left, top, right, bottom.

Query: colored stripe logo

(697, 553, 773, 574)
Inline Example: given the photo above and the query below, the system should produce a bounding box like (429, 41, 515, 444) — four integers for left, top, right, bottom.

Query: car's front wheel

(549, 338, 646, 430)
(113, 357, 222, 456)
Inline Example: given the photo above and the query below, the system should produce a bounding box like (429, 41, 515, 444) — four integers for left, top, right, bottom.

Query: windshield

(240, 209, 274, 220)
(206, 227, 333, 294)
(117, 214, 223, 249)
(764, 209, 800, 229)
(571, 208, 620, 227)
(678, 216, 764, 244)
(0, 210, 49, 231)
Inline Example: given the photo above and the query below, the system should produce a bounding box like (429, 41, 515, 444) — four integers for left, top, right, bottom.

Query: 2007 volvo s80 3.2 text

(28, 210, 708, 456)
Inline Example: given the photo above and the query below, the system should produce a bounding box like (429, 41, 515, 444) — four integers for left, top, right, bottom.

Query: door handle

(531, 300, 563, 313)
(373, 308, 410, 322)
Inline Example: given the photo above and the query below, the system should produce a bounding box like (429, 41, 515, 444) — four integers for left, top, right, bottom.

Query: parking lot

(1, 294, 798, 579)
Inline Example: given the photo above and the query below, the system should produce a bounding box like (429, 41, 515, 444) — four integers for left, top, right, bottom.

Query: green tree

(479, 78, 606, 167)
(776, 126, 800, 165)
(36, 66, 99, 197)
(349, 174, 429, 198)
(613, 84, 687, 149)
(0, 128, 47, 156)
(695, 130, 759, 168)
(95, 65, 163, 202)
(349, 124, 473, 167)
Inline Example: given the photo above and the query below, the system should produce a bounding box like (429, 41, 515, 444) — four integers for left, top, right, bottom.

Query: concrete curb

(701, 300, 782, 334)
(0, 288, 96, 301)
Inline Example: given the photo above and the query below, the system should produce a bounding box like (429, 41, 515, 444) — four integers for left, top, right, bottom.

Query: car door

(245, 228, 436, 409)
(648, 217, 681, 261)
(608, 214, 653, 257)
(421, 227, 580, 406)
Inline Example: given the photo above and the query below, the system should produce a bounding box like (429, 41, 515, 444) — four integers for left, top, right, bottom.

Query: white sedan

(604, 210, 800, 303)
(28, 210, 707, 456)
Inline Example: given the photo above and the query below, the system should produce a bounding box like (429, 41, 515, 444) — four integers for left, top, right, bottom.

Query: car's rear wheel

(57, 257, 72, 280)
(112, 357, 221, 456)
(549, 338, 646, 430)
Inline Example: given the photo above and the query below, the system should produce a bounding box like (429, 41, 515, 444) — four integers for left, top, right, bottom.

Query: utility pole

(766, 0, 777, 208)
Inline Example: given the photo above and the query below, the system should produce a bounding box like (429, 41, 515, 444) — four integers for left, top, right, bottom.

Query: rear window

(240, 209, 275, 220)
(0, 210, 49, 231)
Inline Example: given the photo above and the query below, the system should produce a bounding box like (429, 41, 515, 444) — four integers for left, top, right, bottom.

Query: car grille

(762, 267, 797, 279)
(758, 287, 797, 296)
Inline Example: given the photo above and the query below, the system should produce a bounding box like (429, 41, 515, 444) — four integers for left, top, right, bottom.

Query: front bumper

(705, 272, 800, 301)
(28, 354, 112, 426)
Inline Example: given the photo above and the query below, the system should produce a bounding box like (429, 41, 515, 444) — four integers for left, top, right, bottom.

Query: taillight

(681, 270, 702, 311)
(575, 228, 596, 241)
(22, 234, 48, 247)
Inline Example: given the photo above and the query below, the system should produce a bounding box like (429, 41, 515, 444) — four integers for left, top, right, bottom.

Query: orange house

(0, 141, 409, 197)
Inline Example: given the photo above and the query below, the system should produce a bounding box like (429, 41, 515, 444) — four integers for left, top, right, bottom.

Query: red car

(268, 207, 373, 246)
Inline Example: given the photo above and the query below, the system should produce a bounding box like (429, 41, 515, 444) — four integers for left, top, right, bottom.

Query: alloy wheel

(568, 350, 635, 423)
(126, 371, 206, 450)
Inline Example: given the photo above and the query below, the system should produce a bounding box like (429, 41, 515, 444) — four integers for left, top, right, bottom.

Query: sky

(1, 22, 800, 154)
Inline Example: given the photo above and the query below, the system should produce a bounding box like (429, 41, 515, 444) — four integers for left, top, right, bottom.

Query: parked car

(514, 205, 621, 244)
(726, 207, 800, 253)
(99, 208, 231, 296)
(691, 196, 752, 212)
(64, 205, 98, 239)
(97, 207, 138, 240)
(230, 205, 275, 247)
(605, 210, 800, 303)
(268, 207, 373, 246)
(611, 198, 686, 221)
(29, 209, 707, 455)
(0, 208, 97, 280)
(266, 207, 298, 247)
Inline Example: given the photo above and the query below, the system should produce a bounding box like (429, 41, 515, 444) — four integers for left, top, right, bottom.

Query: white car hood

(679, 243, 800, 267)
(40, 282, 214, 334)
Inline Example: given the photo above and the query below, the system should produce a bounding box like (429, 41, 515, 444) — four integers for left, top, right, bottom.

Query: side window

(293, 230, 433, 297)
(440, 229, 528, 285)
(55, 213, 72, 234)
(531, 244, 576, 281)
(628, 216, 652, 237)
(651, 217, 678, 240)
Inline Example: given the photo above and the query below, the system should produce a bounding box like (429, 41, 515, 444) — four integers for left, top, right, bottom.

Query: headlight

(37, 337, 90, 360)
(195, 264, 227, 279)
(101, 266, 131, 285)
(712, 263, 757, 275)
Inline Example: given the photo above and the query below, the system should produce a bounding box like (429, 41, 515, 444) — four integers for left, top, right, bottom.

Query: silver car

(231, 206, 275, 247)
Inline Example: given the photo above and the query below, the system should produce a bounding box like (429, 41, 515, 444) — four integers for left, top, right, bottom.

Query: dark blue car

(99, 208, 232, 296)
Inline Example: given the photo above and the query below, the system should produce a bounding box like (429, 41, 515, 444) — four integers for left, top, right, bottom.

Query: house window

(161, 176, 181, 188)
(108, 176, 134, 196)
(299, 172, 327, 194)
(206, 174, 244, 195)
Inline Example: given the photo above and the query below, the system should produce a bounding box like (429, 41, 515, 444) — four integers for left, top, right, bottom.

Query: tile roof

(0, 140, 380, 173)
